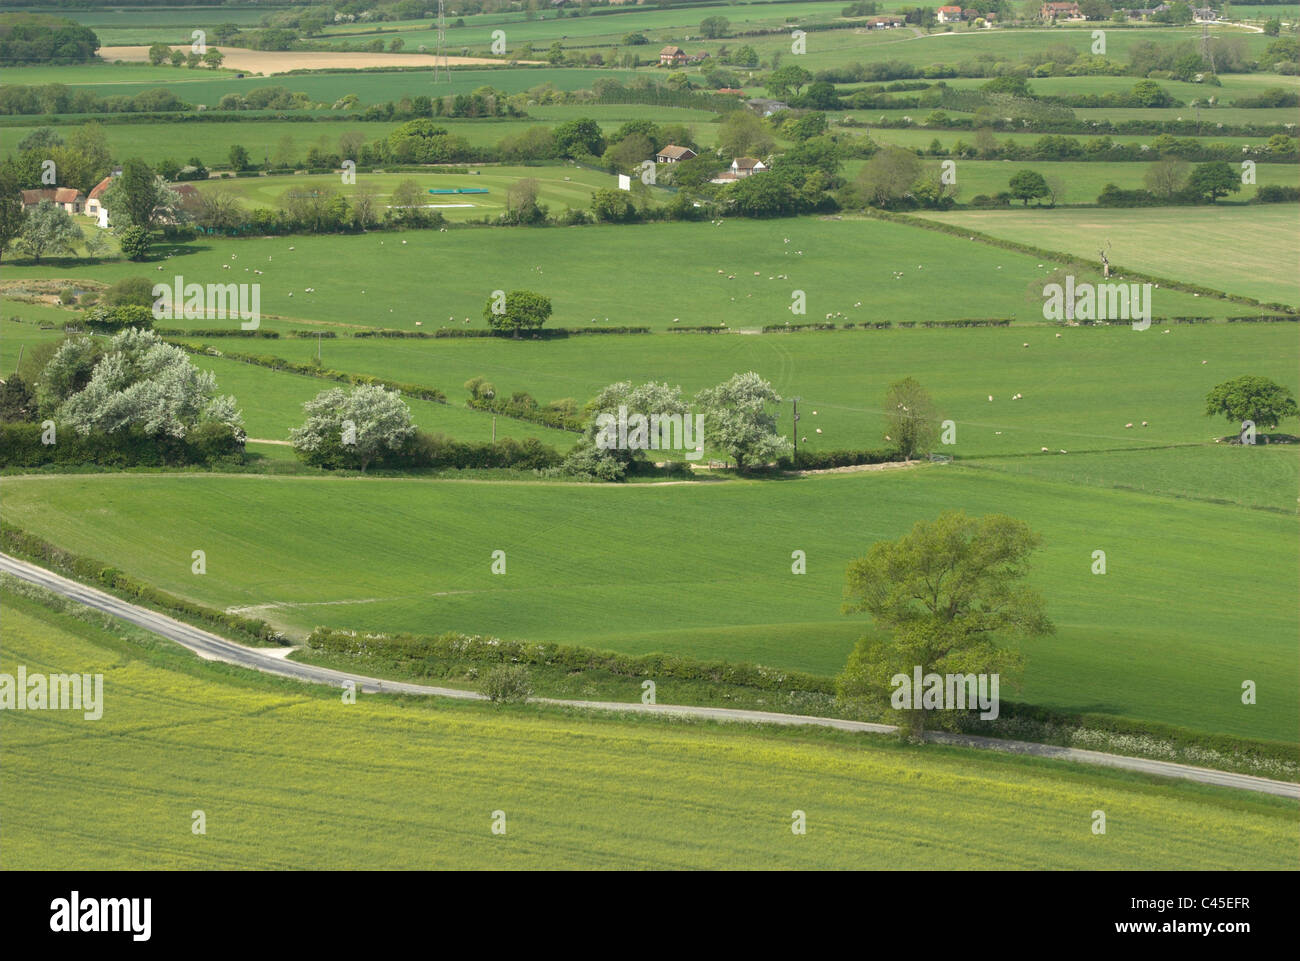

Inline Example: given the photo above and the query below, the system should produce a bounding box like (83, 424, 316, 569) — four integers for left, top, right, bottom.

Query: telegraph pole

(791, 397, 801, 460)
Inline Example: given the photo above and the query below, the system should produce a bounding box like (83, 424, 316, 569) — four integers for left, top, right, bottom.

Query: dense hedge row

(466, 396, 583, 433)
(784, 448, 899, 470)
(306, 627, 834, 695)
(402, 432, 564, 472)
(0, 422, 241, 468)
(156, 327, 281, 338)
(666, 325, 731, 334)
(761, 319, 1010, 333)
(174, 343, 448, 403)
(0, 523, 283, 645)
(1256, 185, 1300, 203)
(428, 326, 652, 339)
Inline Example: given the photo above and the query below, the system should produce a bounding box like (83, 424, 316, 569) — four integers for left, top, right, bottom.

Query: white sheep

(1125, 423, 1133, 428)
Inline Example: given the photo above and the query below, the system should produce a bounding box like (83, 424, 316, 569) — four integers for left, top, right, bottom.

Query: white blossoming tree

(56, 329, 245, 443)
(290, 384, 415, 472)
(695, 371, 790, 472)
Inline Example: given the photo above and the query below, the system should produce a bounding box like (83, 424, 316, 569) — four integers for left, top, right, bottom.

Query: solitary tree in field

(1205, 376, 1298, 438)
(838, 511, 1054, 737)
(700, 15, 731, 38)
(1185, 161, 1241, 204)
(483, 289, 552, 339)
(1008, 169, 1050, 206)
(883, 377, 939, 460)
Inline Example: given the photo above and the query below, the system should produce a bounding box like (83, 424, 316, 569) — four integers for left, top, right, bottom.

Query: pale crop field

(3, 585, 1295, 870)
(918, 206, 1300, 306)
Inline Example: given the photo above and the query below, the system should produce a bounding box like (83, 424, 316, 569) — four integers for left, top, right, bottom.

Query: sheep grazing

(815, 428, 822, 434)
(988, 395, 993, 402)
(1125, 423, 1133, 429)
(288, 246, 295, 251)
(1141, 421, 1148, 427)
(1202, 360, 1208, 364)
(222, 264, 230, 270)
(402, 240, 407, 245)
(1041, 447, 1049, 452)
(1055, 333, 1062, 338)
(415, 321, 422, 326)
(995, 431, 1002, 435)
(754, 271, 760, 276)
(1023, 342, 1029, 348)
(1059, 449, 1067, 454)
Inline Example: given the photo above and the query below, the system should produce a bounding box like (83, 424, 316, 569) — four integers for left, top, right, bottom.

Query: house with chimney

(1041, 1, 1083, 18)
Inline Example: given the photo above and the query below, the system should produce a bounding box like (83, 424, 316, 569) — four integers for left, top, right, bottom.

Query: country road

(2, 552, 1296, 799)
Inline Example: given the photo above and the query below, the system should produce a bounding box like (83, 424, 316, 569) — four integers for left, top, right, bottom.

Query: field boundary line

(2, 552, 1296, 799)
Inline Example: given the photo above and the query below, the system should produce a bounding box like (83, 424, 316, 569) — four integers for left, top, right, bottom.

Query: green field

(2, 217, 1257, 337)
(5, 583, 1293, 869)
(843, 155, 1299, 206)
(0, 64, 645, 104)
(190, 165, 673, 222)
(0, 102, 721, 167)
(4, 461, 1295, 743)
(917, 206, 1300, 306)
(154, 323, 1300, 460)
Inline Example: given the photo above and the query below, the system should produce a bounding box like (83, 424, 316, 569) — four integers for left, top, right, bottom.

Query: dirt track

(99, 45, 542, 74)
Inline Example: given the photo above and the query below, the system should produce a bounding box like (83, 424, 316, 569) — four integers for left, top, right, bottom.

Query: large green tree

(483, 289, 552, 339)
(1008, 169, 1050, 206)
(838, 511, 1054, 736)
(1186, 161, 1241, 204)
(1205, 376, 1298, 435)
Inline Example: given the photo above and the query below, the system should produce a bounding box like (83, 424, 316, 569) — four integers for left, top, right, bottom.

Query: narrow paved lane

(3, 552, 1295, 799)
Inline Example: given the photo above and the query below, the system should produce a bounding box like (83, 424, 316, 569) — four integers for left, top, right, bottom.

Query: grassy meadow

(3, 465, 1295, 743)
(5, 583, 1293, 869)
(2, 217, 1259, 339)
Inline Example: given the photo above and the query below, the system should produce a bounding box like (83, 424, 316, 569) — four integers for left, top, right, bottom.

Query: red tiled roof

(89, 176, 113, 200)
